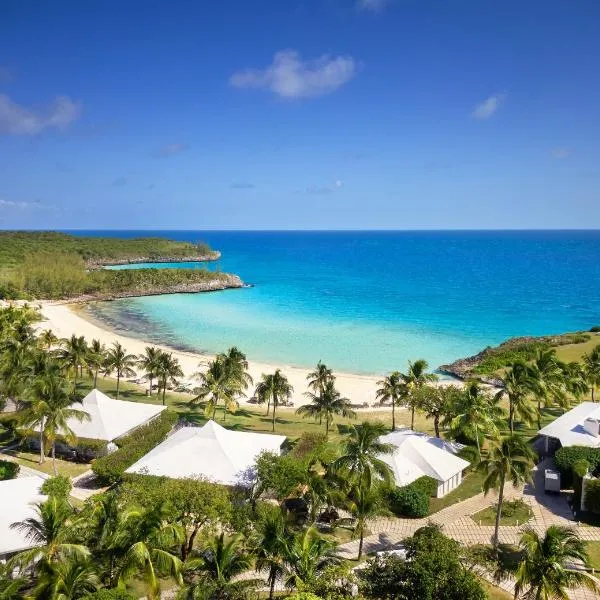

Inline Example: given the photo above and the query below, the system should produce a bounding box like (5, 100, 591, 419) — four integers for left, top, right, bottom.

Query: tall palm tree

(297, 379, 356, 436)
(155, 351, 184, 405)
(307, 361, 335, 394)
(496, 360, 538, 433)
(253, 510, 288, 600)
(59, 335, 89, 387)
(28, 559, 100, 600)
(86, 339, 106, 388)
(347, 484, 381, 560)
(255, 370, 294, 432)
(584, 344, 600, 402)
(376, 371, 406, 431)
(562, 361, 590, 403)
(402, 359, 438, 430)
(531, 347, 567, 429)
(0, 335, 33, 410)
(38, 329, 58, 351)
(332, 421, 394, 490)
(450, 381, 503, 459)
(191, 356, 237, 420)
(219, 346, 253, 393)
(103, 342, 137, 399)
(479, 435, 537, 550)
(195, 533, 251, 586)
(514, 525, 599, 600)
(137, 346, 162, 396)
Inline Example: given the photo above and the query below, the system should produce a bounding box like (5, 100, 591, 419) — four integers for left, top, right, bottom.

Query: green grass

(585, 541, 600, 571)
(2, 450, 89, 478)
(481, 579, 513, 600)
(472, 500, 532, 526)
(555, 332, 600, 363)
(428, 469, 487, 514)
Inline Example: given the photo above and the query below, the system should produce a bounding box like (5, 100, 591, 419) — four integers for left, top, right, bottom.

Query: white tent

(0, 477, 46, 560)
(60, 389, 166, 442)
(538, 402, 600, 450)
(378, 429, 470, 497)
(126, 420, 286, 486)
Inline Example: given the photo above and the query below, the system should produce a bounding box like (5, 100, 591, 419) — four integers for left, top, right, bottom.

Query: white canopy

(378, 429, 469, 486)
(538, 402, 600, 448)
(60, 389, 166, 442)
(126, 420, 286, 486)
(0, 477, 46, 557)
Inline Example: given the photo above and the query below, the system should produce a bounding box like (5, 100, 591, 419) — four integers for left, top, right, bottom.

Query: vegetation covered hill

(0, 231, 242, 300)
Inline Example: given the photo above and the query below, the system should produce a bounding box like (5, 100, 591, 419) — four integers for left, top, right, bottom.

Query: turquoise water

(76, 231, 600, 375)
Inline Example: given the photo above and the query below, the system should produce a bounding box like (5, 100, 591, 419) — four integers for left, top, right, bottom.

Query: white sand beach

(36, 301, 398, 409)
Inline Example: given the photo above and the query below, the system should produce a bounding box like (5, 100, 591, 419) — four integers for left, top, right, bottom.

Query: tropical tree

(191, 356, 237, 420)
(531, 347, 568, 429)
(255, 370, 294, 432)
(0, 335, 34, 410)
(38, 329, 59, 351)
(219, 346, 253, 394)
(496, 360, 538, 433)
(562, 361, 590, 403)
(584, 344, 600, 402)
(86, 339, 106, 388)
(59, 335, 89, 387)
(103, 342, 137, 399)
(297, 379, 356, 436)
(306, 361, 335, 394)
(415, 383, 461, 438)
(347, 484, 382, 560)
(253, 509, 288, 600)
(402, 359, 438, 430)
(28, 559, 100, 600)
(137, 346, 162, 396)
(155, 352, 183, 405)
(332, 421, 394, 490)
(376, 371, 407, 431)
(479, 435, 537, 550)
(513, 525, 599, 600)
(193, 532, 251, 586)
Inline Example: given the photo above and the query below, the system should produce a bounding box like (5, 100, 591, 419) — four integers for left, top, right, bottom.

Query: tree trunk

(358, 529, 364, 560)
(326, 418, 329, 437)
(475, 424, 481, 460)
(593, 387, 596, 402)
(493, 473, 506, 551)
(149, 376, 153, 396)
(434, 415, 440, 438)
(269, 567, 276, 600)
(212, 394, 218, 420)
(509, 401, 514, 434)
(392, 401, 396, 431)
(93, 368, 98, 388)
(162, 379, 166, 406)
(411, 405, 415, 430)
(39, 420, 45, 464)
(266, 399, 270, 415)
(116, 372, 121, 399)
(272, 397, 277, 432)
(537, 398, 541, 430)
(52, 442, 57, 476)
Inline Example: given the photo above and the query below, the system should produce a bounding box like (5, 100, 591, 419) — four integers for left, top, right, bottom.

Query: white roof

(126, 420, 286, 486)
(378, 429, 470, 486)
(538, 402, 600, 448)
(59, 389, 166, 442)
(0, 477, 46, 556)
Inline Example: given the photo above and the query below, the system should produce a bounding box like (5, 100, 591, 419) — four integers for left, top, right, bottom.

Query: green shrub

(92, 410, 177, 484)
(287, 594, 323, 600)
(554, 446, 600, 488)
(84, 590, 136, 600)
(41, 476, 72, 499)
(591, 326, 600, 333)
(584, 479, 600, 514)
(0, 460, 19, 480)
(410, 475, 438, 497)
(389, 485, 429, 518)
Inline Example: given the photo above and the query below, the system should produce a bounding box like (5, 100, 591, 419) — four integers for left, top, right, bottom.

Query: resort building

(126, 420, 286, 486)
(0, 477, 46, 561)
(378, 429, 470, 497)
(538, 402, 600, 453)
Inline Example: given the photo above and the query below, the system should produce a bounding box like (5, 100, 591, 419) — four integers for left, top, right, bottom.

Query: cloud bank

(472, 94, 504, 120)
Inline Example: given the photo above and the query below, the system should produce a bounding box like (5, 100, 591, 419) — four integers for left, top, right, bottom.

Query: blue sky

(0, 0, 599, 229)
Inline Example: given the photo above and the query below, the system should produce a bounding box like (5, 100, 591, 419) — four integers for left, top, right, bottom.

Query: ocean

(71, 230, 600, 375)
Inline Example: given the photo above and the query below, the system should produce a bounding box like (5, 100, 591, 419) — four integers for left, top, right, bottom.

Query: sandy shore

(36, 302, 396, 409)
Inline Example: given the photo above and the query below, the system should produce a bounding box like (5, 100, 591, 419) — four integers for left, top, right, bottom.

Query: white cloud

(0, 198, 53, 210)
(551, 147, 571, 159)
(472, 94, 504, 120)
(0, 94, 81, 135)
(357, 0, 389, 12)
(156, 142, 188, 157)
(230, 50, 358, 99)
(335, 179, 344, 188)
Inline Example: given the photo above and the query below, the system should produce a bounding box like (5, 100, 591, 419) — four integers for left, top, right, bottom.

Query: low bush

(92, 410, 177, 484)
(410, 475, 438, 497)
(591, 326, 600, 333)
(84, 590, 136, 600)
(554, 446, 600, 488)
(0, 460, 19, 480)
(389, 485, 429, 518)
(41, 476, 72, 499)
(584, 479, 600, 514)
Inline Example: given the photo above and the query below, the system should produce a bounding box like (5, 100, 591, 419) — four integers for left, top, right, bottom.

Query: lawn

(428, 469, 486, 514)
(472, 499, 532, 526)
(481, 579, 513, 600)
(585, 541, 600, 571)
(2, 450, 90, 478)
(555, 332, 600, 363)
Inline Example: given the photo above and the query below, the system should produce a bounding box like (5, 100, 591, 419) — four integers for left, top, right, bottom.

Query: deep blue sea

(69, 230, 600, 375)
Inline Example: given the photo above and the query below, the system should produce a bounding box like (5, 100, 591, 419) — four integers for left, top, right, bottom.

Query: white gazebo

(0, 477, 46, 561)
(378, 429, 470, 497)
(538, 402, 600, 452)
(126, 420, 286, 486)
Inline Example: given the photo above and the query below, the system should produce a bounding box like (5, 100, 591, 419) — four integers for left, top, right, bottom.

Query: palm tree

(450, 381, 503, 459)
(562, 361, 590, 403)
(220, 346, 253, 393)
(531, 347, 567, 429)
(155, 352, 184, 405)
(402, 359, 438, 430)
(195, 533, 251, 586)
(28, 559, 100, 600)
(59, 335, 89, 387)
(416, 383, 461, 438)
(297, 379, 356, 436)
(347, 484, 381, 560)
(255, 370, 294, 432)
(584, 344, 600, 402)
(86, 339, 106, 388)
(514, 525, 599, 599)
(307, 361, 335, 394)
(282, 526, 339, 589)
(332, 421, 395, 490)
(253, 510, 288, 600)
(376, 371, 406, 431)
(191, 356, 237, 420)
(479, 435, 537, 550)
(496, 360, 538, 433)
(137, 346, 162, 396)
(38, 329, 58, 350)
(103, 342, 137, 399)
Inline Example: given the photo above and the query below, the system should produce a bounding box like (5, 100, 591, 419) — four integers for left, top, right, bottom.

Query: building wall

(436, 471, 463, 498)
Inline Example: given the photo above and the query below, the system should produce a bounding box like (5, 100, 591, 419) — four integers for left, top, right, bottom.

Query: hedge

(41, 476, 72, 499)
(409, 475, 438, 497)
(0, 460, 20, 480)
(389, 485, 429, 518)
(585, 479, 600, 514)
(554, 446, 600, 488)
(92, 410, 178, 484)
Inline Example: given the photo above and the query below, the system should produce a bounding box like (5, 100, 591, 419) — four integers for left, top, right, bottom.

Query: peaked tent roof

(62, 389, 167, 442)
(126, 420, 286, 486)
(0, 477, 47, 556)
(378, 429, 469, 487)
(538, 402, 600, 448)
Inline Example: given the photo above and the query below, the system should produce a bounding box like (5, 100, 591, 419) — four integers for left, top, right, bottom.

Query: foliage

(473, 341, 551, 375)
(287, 594, 323, 600)
(388, 485, 429, 518)
(84, 590, 137, 600)
(554, 446, 600, 488)
(41, 476, 72, 499)
(410, 475, 439, 497)
(91, 410, 177, 484)
(584, 479, 600, 514)
(302, 564, 357, 600)
(0, 459, 19, 480)
(255, 451, 309, 500)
